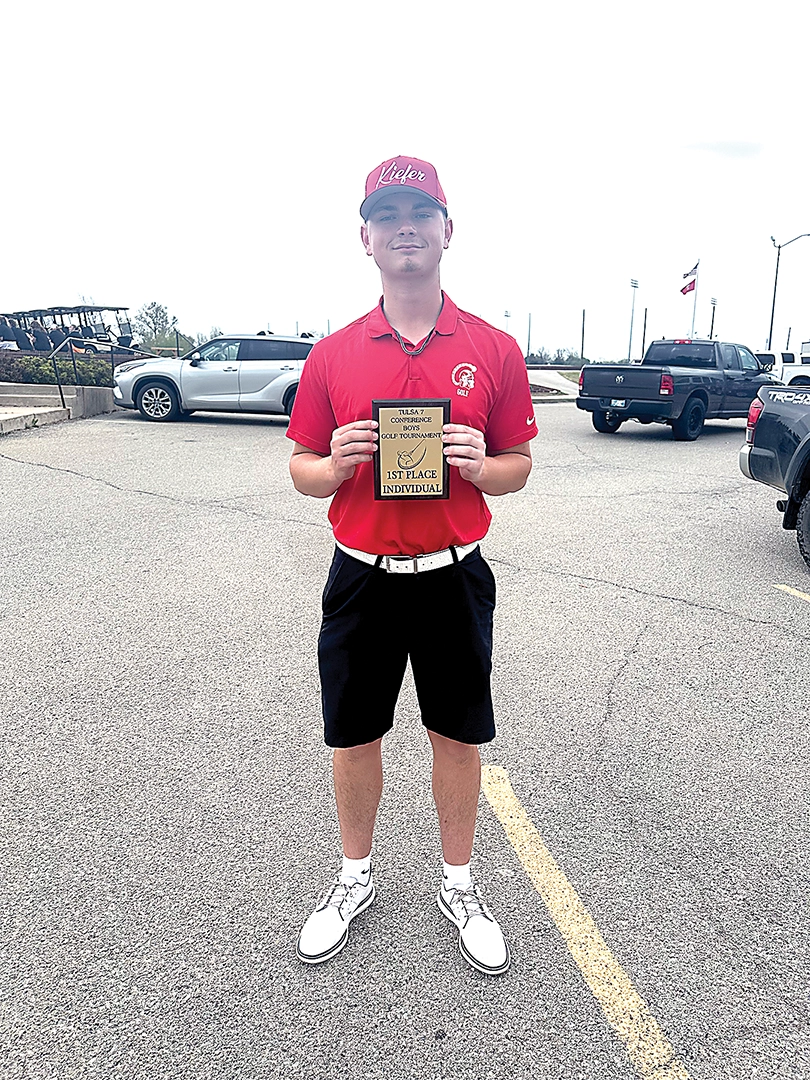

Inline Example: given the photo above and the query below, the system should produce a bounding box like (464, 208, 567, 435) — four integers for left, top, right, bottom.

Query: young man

(287, 156, 536, 975)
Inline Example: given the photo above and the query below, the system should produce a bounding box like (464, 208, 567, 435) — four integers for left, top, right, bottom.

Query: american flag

(683, 262, 699, 279)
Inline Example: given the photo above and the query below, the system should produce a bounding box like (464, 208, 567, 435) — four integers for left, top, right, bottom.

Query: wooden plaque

(372, 399, 451, 501)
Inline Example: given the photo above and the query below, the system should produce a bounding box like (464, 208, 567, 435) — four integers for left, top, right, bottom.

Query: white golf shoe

(296, 871, 375, 964)
(437, 878, 511, 975)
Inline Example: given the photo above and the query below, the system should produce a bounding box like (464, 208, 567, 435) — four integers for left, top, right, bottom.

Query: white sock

(341, 854, 372, 885)
(442, 860, 472, 890)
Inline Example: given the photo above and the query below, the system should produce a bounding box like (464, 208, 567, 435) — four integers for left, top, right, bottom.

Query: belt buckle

(384, 555, 419, 574)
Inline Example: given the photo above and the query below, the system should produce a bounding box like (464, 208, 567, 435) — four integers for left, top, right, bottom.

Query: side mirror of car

(188, 353, 201, 366)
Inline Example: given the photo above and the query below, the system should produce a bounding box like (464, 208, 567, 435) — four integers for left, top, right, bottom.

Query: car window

(720, 344, 739, 370)
(781, 353, 795, 364)
(199, 339, 241, 362)
(290, 342, 314, 360)
(643, 342, 716, 366)
(241, 339, 294, 361)
(739, 346, 759, 371)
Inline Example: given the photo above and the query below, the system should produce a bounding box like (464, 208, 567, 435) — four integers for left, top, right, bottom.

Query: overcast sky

(4, 1, 808, 360)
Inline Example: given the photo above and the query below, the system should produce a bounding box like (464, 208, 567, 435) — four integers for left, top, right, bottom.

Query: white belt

(335, 539, 479, 574)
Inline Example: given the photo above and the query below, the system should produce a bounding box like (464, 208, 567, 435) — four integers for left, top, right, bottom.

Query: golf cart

(7, 305, 137, 353)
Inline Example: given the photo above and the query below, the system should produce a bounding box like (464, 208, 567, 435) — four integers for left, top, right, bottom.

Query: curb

(0, 407, 71, 435)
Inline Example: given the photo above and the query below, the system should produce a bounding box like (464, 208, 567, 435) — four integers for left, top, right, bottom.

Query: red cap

(360, 156, 447, 220)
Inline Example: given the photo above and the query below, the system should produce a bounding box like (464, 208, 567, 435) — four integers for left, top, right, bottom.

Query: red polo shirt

(287, 293, 536, 555)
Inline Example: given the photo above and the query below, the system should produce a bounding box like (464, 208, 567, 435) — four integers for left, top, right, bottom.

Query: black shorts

(318, 546, 496, 748)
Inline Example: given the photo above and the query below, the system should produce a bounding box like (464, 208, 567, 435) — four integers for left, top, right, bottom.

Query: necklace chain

(393, 326, 436, 357)
(384, 298, 443, 357)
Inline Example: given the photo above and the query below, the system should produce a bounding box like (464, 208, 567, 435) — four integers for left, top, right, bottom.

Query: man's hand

(330, 420, 378, 482)
(442, 425, 532, 495)
(290, 421, 377, 498)
(442, 423, 487, 483)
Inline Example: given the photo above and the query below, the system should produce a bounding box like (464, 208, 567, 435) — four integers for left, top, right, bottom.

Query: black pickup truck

(740, 385, 810, 569)
(577, 339, 781, 440)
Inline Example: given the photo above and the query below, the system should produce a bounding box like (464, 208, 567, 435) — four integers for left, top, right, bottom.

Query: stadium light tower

(768, 234, 810, 349)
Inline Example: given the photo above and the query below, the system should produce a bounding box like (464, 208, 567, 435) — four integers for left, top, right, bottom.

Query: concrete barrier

(0, 382, 117, 418)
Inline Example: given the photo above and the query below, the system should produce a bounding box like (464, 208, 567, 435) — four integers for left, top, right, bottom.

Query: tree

(195, 327, 223, 346)
(131, 301, 201, 354)
(526, 348, 552, 364)
(526, 347, 584, 366)
(133, 302, 177, 346)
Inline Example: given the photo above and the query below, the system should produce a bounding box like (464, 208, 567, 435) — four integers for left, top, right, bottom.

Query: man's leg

(333, 738, 384, 859)
(428, 729, 510, 976)
(427, 730, 480, 864)
(300, 551, 404, 965)
(296, 737, 382, 965)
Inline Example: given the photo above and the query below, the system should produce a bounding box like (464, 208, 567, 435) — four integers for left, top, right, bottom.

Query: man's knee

(333, 738, 383, 769)
(428, 730, 480, 767)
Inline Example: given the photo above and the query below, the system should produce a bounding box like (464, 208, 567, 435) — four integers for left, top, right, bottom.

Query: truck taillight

(578, 369, 584, 391)
(746, 398, 764, 444)
(660, 374, 674, 395)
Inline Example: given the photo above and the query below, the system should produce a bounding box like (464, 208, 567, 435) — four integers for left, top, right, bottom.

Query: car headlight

(115, 360, 148, 374)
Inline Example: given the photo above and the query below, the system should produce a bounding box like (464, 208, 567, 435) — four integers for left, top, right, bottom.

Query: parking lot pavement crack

(527, 485, 748, 501)
(570, 443, 752, 488)
(0, 451, 182, 503)
(702, 1014, 810, 1046)
(0, 452, 331, 531)
(592, 623, 650, 776)
(571, 442, 672, 474)
(486, 558, 803, 635)
(213, 509, 331, 531)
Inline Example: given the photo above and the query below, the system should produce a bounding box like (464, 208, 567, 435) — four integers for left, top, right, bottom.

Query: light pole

(709, 297, 717, 339)
(627, 279, 638, 361)
(640, 307, 648, 359)
(768, 233, 810, 349)
(581, 309, 585, 361)
(504, 310, 511, 334)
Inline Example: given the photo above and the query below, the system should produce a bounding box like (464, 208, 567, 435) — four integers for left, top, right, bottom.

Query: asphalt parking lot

(1, 405, 808, 1080)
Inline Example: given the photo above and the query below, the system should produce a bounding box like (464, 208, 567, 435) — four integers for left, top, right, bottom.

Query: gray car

(113, 334, 315, 421)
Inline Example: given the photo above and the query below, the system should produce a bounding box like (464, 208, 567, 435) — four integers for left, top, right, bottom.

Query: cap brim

(360, 187, 446, 220)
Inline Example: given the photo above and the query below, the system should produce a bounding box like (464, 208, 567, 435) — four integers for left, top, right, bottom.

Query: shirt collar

(366, 291, 459, 339)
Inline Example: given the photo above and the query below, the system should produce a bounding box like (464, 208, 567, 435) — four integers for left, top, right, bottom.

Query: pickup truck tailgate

(581, 365, 663, 400)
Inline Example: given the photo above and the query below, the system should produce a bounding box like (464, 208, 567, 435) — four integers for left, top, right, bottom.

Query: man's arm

(289, 420, 378, 498)
(442, 425, 532, 495)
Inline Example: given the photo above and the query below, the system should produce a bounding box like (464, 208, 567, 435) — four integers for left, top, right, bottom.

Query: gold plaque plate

(372, 399, 450, 500)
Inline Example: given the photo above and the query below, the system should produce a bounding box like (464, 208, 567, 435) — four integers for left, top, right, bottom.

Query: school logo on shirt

(451, 363, 477, 397)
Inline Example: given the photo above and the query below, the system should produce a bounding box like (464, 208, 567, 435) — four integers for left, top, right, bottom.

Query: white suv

(113, 334, 315, 421)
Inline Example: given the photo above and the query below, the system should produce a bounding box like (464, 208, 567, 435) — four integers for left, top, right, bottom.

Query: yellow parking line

(774, 583, 810, 604)
(481, 765, 689, 1080)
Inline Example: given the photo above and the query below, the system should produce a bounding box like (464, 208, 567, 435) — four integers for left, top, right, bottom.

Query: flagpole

(691, 262, 699, 337)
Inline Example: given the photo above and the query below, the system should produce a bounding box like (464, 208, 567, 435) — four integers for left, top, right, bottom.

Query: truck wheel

(592, 410, 623, 433)
(136, 381, 182, 422)
(798, 491, 810, 572)
(789, 377, 810, 387)
(672, 397, 706, 441)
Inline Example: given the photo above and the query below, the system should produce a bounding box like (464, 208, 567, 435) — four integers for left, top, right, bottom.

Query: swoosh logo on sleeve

(527, 415, 535, 425)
